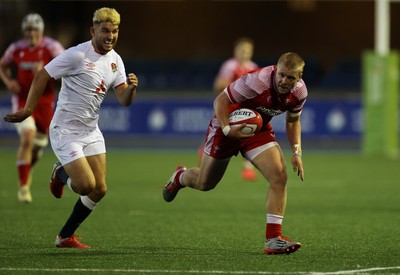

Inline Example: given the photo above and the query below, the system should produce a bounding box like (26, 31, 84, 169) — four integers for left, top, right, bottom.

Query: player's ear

(90, 26, 95, 37)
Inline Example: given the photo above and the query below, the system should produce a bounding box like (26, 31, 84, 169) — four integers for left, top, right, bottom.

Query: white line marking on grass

(309, 266, 400, 275)
(1, 266, 400, 274)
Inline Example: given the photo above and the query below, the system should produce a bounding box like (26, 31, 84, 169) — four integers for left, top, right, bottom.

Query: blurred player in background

(164, 52, 307, 255)
(213, 37, 259, 181)
(0, 13, 64, 203)
(4, 7, 138, 248)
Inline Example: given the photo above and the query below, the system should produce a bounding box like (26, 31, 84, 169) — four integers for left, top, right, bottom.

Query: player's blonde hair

(277, 52, 305, 77)
(92, 7, 120, 25)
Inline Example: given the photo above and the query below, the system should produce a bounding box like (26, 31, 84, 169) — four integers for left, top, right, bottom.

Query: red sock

(17, 163, 31, 186)
(175, 170, 185, 187)
(266, 223, 282, 239)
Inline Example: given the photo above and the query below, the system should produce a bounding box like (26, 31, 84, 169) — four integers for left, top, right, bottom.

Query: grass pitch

(0, 148, 399, 274)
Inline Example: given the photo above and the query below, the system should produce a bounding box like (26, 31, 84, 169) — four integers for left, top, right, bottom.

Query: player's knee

(74, 180, 96, 195)
(94, 183, 107, 199)
(19, 136, 35, 150)
(31, 146, 44, 166)
(270, 172, 287, 189)
(76, 185, 94, 196)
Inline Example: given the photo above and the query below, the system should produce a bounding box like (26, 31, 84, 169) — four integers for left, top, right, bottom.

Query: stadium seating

(124, 57, 362, 91)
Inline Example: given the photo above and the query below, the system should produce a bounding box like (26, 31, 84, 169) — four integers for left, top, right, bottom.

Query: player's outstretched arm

(3, 68, 51, 123)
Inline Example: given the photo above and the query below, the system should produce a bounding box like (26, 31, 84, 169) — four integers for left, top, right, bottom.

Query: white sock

(66, 178, 73, 191)
(80, 195, 97, 210)
(178, 172, 184, 185)
(266, 214, 283, 224)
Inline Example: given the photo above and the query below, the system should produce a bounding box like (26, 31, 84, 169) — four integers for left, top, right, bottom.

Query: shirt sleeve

(45, 46, 83, 80)
(216, 59, 236, 82)
(48, 39, 65, 58)
(112, 54, 127, 89)
(288, 80, 308, 116)
(226, 68, 267, 103)
(0, 43, 16, 66)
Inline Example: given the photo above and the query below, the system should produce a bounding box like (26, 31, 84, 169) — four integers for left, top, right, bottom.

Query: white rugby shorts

(50, 125, 106, 165)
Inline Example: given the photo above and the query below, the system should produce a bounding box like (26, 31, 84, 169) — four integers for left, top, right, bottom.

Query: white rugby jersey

(45, 40, 127, 130)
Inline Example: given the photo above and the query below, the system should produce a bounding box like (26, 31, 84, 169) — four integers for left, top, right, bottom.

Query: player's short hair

(277, 52, 305, 77)
(92, 7, 120, 25)
(234, 37, 254, 48)
(21, 13, 44, 33)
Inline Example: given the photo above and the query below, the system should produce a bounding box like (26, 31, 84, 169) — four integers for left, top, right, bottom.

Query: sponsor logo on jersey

(86, 63, 95, 70)
(19, 61, 41, 70)
(256, 106, 283, 116)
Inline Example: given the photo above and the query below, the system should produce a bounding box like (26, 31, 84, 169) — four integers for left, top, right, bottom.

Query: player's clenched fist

(127, 73, 138, 88)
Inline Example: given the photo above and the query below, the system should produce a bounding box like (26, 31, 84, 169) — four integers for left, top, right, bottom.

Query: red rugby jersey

(1, 36, 64, 109)
(216, 58, 258, 83)
(226, 65, 308, 127)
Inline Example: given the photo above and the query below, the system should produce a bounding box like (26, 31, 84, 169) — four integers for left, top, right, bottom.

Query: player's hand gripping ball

(229, 108, 263, 134)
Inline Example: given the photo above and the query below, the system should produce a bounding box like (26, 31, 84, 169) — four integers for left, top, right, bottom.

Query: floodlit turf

(0, 148, 399, 274)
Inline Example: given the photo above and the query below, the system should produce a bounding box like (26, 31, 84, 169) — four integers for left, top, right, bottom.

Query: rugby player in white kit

(4, 7, 138, 248)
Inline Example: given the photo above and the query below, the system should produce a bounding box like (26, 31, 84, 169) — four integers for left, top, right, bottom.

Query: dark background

(1, 0, 399, 91)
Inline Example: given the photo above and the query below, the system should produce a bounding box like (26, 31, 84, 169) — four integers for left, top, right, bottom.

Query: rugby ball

(229, 108, 263, 134)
